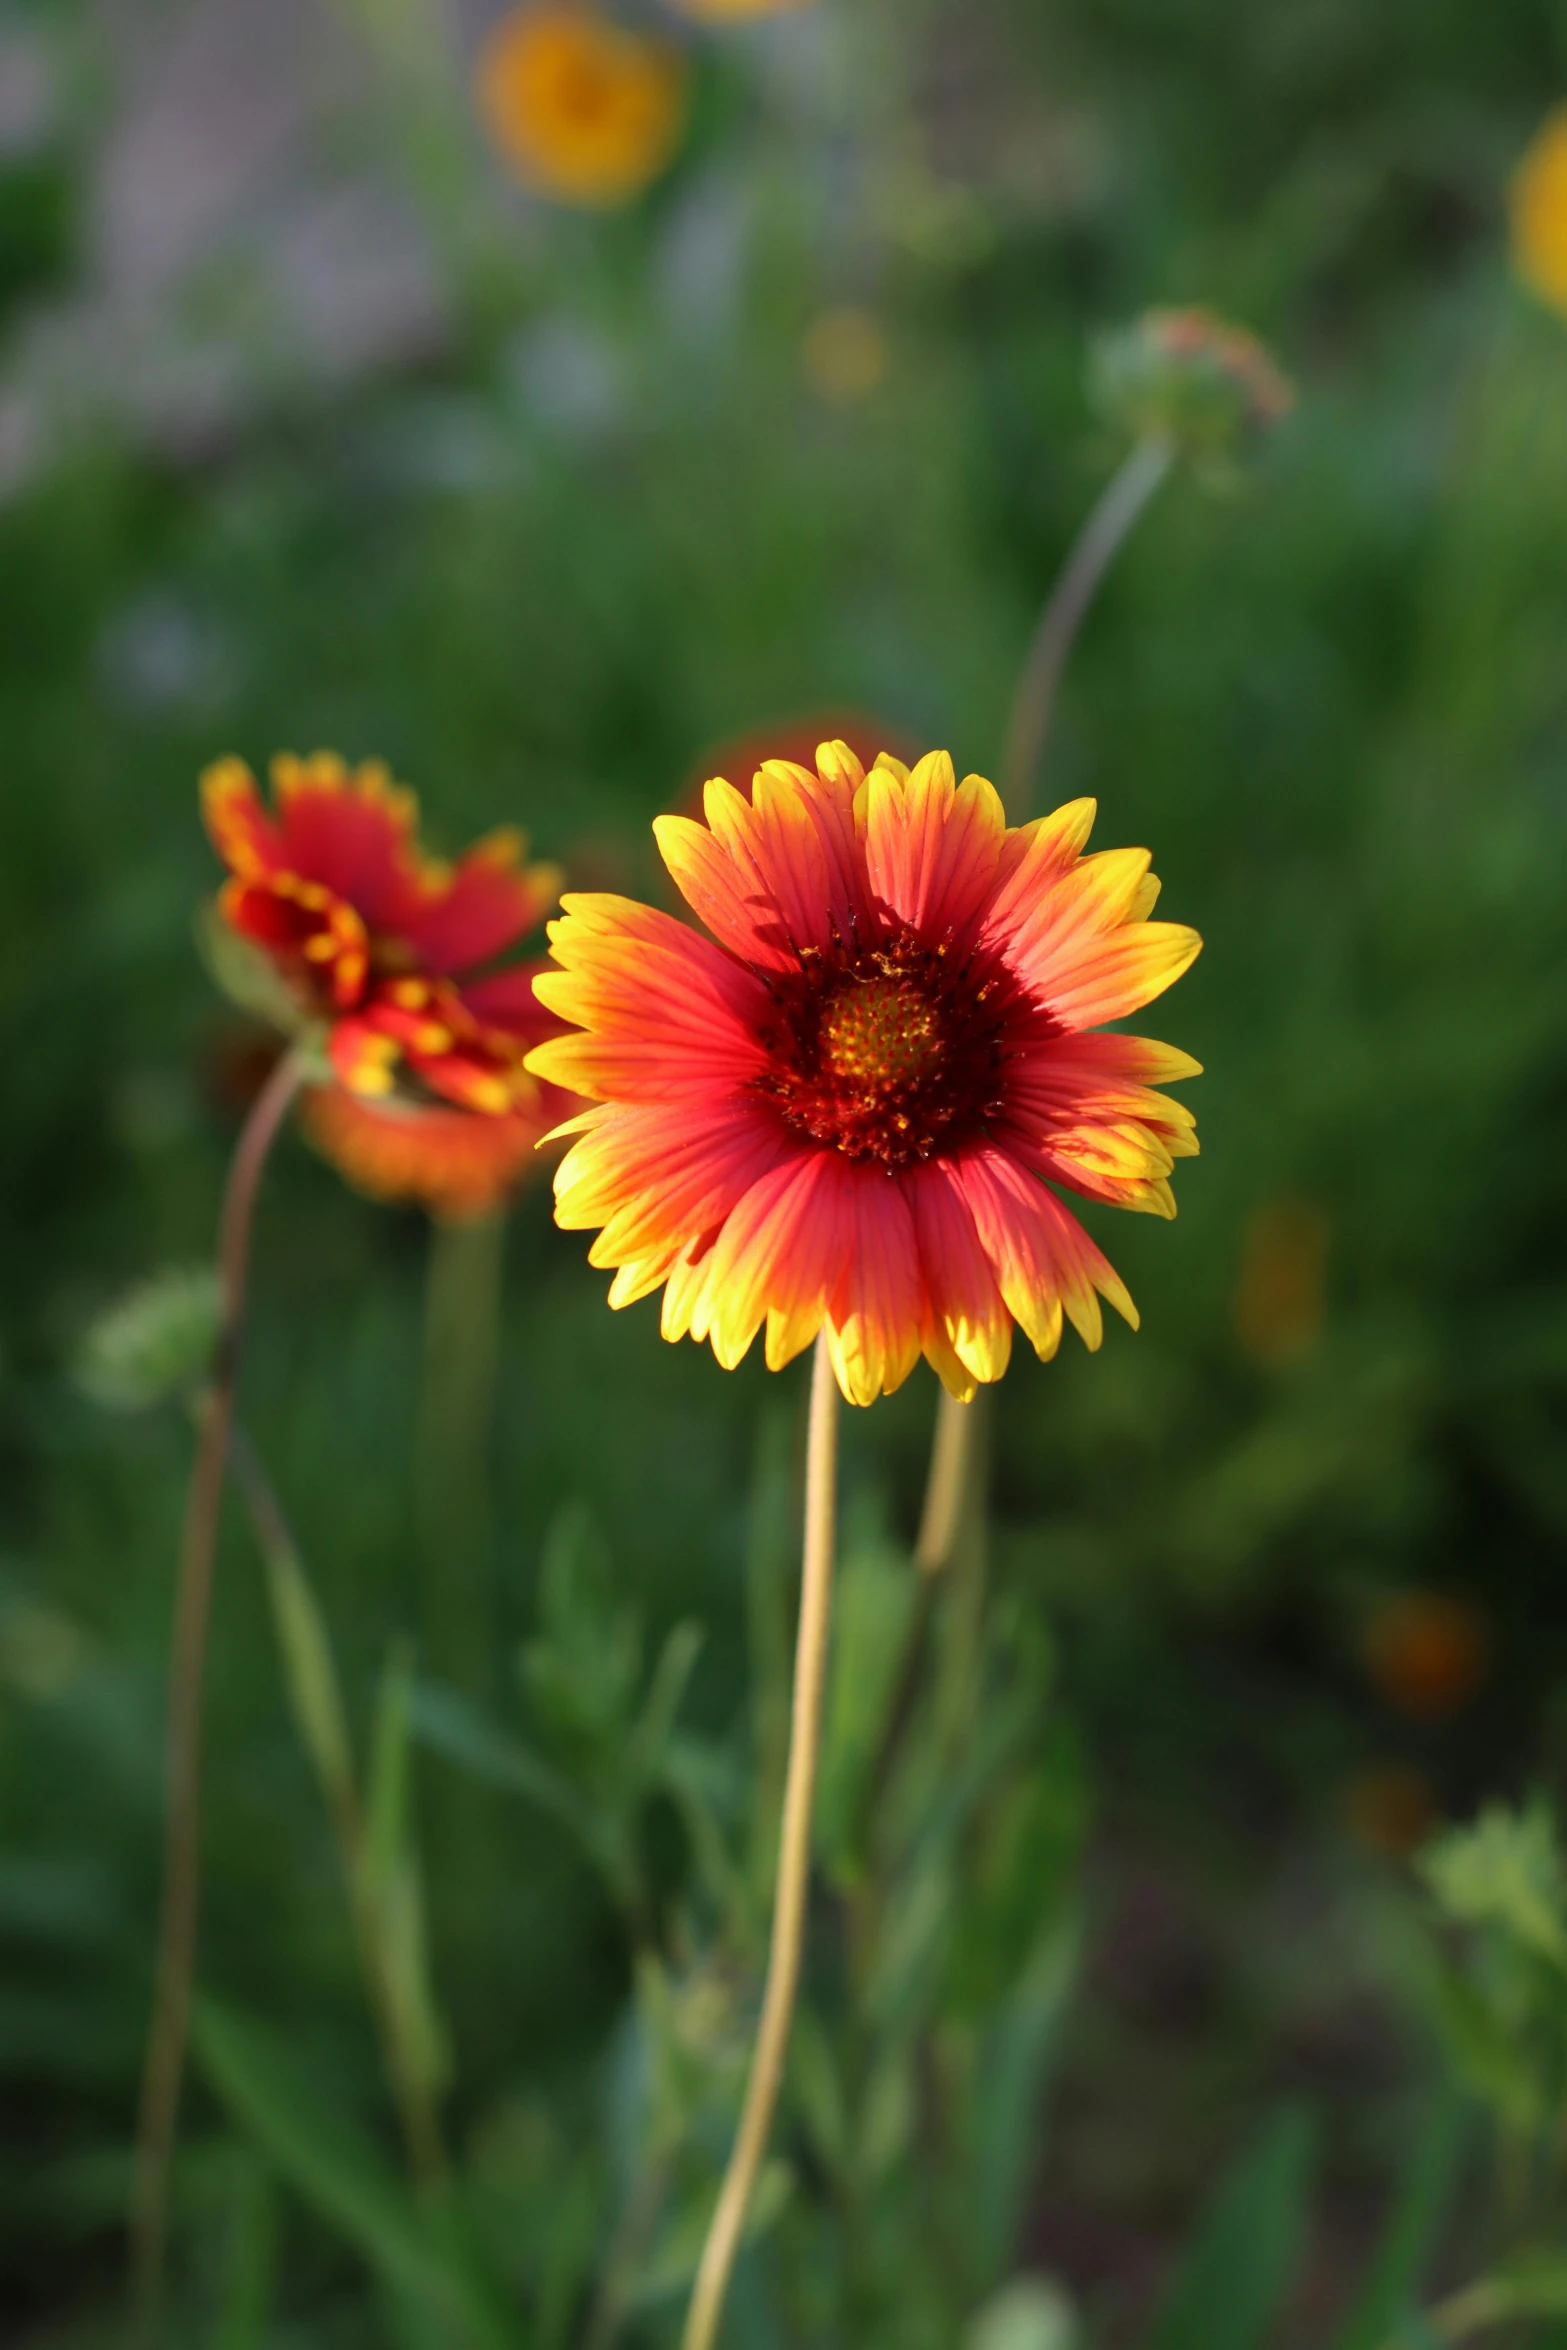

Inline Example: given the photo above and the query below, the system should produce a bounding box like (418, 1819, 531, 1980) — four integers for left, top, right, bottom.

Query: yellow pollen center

(820, 977, 940, 1093)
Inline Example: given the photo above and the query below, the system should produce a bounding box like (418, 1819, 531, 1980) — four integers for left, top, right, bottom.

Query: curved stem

(130, 1049, 303, 2317)
(1002, 436, 1173, 822)
(914, 1388, 973, 1575)
(682, 1335, 840, 2350)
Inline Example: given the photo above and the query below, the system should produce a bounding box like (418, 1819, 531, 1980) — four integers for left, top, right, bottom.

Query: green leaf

(658, 1733, 747, 1927)
(74, 1266, 220, 1412)
(195, 898, 311, 1035)
(1333, 2089, 1464, 2350)
(1145, 2106, 1315, 2350)
(362, 1647, 450, 2108)
(409, 1678, 631, 1905)
(969, 1924, 1079, 2283)
(815, 1526, 917, 1888)
(625, 1620, 704, 1787)
(194, 2000, 483, 2334)
(1421, 1800, 1567, 1967)
(1424, 1963, 1542, 2131)
(213, 2152, 278, 2350)
(522, 1503, 641, 1743)
(259, 1506, 357, 1823)
(366, 1641, 417, 1893)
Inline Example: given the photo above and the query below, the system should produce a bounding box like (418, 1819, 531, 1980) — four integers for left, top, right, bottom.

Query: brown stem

(682, 1336, 840, 2350)
(129, 1049, 303, 2317)
(1001, 436, 1173, 822)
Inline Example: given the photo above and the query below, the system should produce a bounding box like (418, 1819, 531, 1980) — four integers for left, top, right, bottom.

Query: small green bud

(76, 1266, 222, 1412)
(1092, 306, 1293, 471)
(966, 2277, 1080, 2350)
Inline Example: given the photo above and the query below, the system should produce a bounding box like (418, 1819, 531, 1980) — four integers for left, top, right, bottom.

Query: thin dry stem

(1002, 435, 1173, 822)
(682, 1335, 840, 2350)
(130, 1049, 302, 2318)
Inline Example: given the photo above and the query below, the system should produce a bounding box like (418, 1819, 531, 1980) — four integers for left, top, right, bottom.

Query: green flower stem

(1002, 434, 1173, 822)
(914, 1388, 975, 1574)
(131, 1047, 304, 2320)
(682, 1334, 841, 2350)
(906, 439, 1173, 1687)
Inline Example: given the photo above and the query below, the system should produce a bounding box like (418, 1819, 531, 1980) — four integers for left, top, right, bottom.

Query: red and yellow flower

(204, 751, 573, 1218)
(527, 741, 1201, 1404)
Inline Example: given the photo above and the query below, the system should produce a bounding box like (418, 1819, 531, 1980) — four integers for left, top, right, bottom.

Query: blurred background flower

(477, 3, 689, 209)
(1362, 1590, 1492, 1723)
(1510, 106, 1567, 315)
(1093, 306, 1294, 469)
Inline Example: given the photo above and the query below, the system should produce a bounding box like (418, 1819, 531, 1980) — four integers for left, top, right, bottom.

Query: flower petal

(528, 895, 771, 1100)
(554, 1098, 792, 1272)
(402, 828, 560, 975)
(689, 1149, 847, 1371)
(654, 750, 869, 970)
(905, 1159, 1013, 1387)
(825, 1164, 924, 1404)
(269, 752, 427, 932)
(302, 1085, 552, 1218)
(862, 751, 1007, 942)
(202, 757, 283, 877)
(948, 1147, 1137, 1357)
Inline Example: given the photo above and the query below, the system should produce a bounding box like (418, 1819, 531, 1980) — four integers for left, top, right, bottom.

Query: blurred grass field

(3, 0, 1567, 2340)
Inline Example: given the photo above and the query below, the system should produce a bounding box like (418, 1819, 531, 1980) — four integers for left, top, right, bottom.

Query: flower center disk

(820, 976, 941, 1093)
(759, 935, 1020, 1168)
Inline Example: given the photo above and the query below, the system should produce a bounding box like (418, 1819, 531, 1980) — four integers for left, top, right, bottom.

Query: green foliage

(73, 1265, 221, 1410)
(1331, 2090, 1464, 2350)
(1418, 1799, 1567, 2183)
(1143, 2107, 1315, 2350)
(1422, 1801, 1567, 1967)
(195, 2001, 513, 2349)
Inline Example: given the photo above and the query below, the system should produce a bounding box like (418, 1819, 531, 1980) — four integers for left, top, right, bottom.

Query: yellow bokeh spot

(802, 306, 888, 405)
(477, 4, 688, 210)
(1511, 106, 1567, 316)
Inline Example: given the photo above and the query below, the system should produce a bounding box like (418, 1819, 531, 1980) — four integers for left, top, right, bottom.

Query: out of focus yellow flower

(1233, 1198, 1329, 1365)
(801, 306, 888, 404)
(1511, 107, 1567, 315)
(477, 4, 688, 209)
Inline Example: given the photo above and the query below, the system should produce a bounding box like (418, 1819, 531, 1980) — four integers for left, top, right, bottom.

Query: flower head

(1093, 306, 1293, 466)
(477, 4, 688, 209)
(204, 751, 572, 1215)
(1511, 107, 1567, 316)
(527, 742, 1200, 1405)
